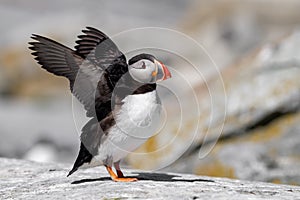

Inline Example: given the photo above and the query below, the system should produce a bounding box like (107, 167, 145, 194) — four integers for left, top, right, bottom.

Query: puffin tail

(66, 142, 93, 177)
(67, 167, 77, 177)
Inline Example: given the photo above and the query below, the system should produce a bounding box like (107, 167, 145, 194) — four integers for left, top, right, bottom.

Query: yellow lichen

(245, 113, 297, 143)
(143, 136, 158, 153)
(195, 160, 236, 178)
(271, 179, 282, 184)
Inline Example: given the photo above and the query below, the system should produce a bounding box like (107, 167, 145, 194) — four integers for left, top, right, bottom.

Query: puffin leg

(114, 161, 124, 178)
(105, 165, 137, 182)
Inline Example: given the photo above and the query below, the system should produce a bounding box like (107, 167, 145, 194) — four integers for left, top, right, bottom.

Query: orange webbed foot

(112, 177, 138, 182)
(106, 165, 138, 182)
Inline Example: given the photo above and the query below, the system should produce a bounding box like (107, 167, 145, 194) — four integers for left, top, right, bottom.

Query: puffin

(29, 27, 171, 182)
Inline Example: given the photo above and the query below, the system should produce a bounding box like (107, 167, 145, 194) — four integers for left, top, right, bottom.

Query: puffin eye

(141, 61, 146, 69)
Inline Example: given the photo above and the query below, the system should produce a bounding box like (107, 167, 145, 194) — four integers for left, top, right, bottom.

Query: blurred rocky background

(1, 0, 300, 186)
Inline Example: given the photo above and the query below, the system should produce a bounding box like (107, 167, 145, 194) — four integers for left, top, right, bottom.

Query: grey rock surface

(1, 158, 300, 200)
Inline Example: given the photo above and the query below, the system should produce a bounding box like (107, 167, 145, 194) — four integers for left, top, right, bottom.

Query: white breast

(91, 90, 162, 166)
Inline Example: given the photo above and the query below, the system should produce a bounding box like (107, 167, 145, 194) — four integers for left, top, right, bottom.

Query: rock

(1, 158, 300, 200)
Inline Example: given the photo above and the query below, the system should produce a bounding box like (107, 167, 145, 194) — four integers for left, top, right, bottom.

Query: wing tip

(28, 34, 46, 50)
(30, 34, 44, 41)
(82, 26, 108, 38)
(85, 26, 97, 31)
(28, 45, 35, 50)
(28, 34, 39, 48)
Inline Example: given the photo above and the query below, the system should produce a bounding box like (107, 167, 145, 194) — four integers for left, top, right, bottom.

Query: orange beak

(154, 60, 172, 82)
(161, 62, 172, 80)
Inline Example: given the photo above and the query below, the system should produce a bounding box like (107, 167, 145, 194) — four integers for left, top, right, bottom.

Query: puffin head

(128, 53, 171, 84)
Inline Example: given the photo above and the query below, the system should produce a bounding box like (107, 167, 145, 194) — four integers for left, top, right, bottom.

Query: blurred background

(1, 0, 300, 185)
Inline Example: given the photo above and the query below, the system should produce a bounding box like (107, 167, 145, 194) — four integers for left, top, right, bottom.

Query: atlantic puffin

(29, 27, 171, 182)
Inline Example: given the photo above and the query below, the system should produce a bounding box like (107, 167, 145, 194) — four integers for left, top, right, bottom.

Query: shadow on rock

(134, 172, 214, 182)
(71, 177, 111, 184)
(71, 172, 214, 184)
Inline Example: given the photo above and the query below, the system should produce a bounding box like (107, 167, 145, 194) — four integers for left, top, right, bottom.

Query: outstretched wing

(29, 34, 102, 116)
(75, 27, 128, 92)
(29, 34, 81, 86)
(75, 26, 126, 70)
(29, 27, 128, 118)
(74, 27, 128, 118)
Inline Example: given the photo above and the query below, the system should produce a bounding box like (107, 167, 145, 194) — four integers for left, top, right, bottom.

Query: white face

(128, 59, 157, 83)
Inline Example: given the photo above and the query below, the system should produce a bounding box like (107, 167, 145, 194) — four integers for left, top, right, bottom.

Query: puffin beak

(154, 60, 172, 82)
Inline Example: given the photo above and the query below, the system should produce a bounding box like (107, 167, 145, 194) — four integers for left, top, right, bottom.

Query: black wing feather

(74, 27, 128, 116)
(29, 34, 80, 83)
(29, 35, 102, 114)
(75, 27, 127, 71)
